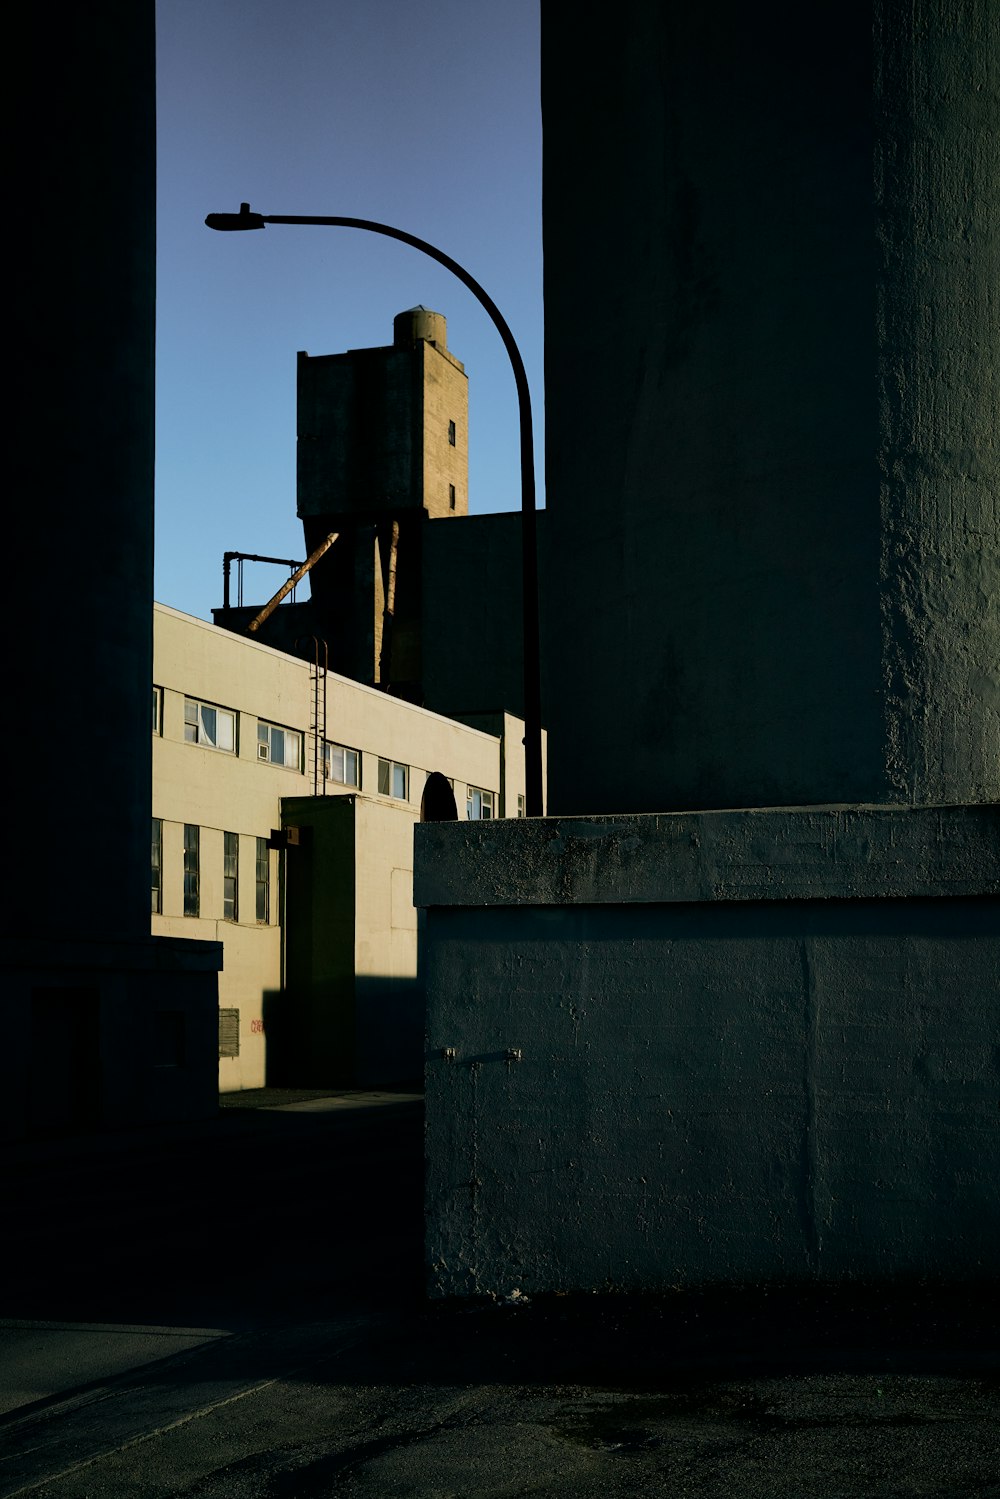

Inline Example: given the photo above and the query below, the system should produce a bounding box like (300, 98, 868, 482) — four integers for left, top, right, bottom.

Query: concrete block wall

(418, 810, 999, 1296)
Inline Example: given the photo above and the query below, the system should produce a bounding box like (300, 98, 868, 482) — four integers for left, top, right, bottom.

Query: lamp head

(205, 202, 266, 231)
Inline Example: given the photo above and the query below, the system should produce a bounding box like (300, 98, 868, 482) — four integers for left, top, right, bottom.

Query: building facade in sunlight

(152, 602, 530, 1092)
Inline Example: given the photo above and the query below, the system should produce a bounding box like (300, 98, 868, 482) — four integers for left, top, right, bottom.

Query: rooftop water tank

(393, 306, 447, 350)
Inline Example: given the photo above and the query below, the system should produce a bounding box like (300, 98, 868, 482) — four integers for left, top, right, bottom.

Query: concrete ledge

(415, 804, 1000, 907)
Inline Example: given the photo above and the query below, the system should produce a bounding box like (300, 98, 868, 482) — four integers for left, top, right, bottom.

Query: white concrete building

(152, 602, 533, 1092)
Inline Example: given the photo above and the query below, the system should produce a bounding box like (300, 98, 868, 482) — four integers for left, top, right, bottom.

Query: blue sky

(155, 0, 541, 620)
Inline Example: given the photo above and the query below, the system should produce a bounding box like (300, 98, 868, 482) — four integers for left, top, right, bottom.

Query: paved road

(2, 1092, 997, 1497)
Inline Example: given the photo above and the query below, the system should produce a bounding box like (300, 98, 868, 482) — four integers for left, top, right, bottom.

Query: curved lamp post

(206, 203, 543, 817)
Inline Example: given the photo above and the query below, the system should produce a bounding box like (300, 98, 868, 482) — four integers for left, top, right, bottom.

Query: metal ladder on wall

(306, 637, 329, 796)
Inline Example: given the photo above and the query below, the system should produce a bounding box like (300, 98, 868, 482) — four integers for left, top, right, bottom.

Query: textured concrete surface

(415, 803, 1000, 906)
(420, 893, 999, 1297)
(541, 0, 999, 816)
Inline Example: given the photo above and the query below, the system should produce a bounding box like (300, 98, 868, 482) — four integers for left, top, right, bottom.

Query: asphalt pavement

(1, 1090, 997, 1497)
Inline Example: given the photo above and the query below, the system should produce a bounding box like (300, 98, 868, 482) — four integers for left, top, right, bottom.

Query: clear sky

(155, 0, 541, 620)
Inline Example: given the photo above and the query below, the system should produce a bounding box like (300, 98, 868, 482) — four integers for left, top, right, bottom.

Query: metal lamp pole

(206, 203, 543, 817)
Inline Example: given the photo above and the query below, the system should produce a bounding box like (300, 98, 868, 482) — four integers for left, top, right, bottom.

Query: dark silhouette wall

(10, 3, 157, 940)
(3, 2, 220, 1139)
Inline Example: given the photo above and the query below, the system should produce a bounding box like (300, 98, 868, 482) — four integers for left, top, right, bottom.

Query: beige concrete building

(152, 601, 533, 1092)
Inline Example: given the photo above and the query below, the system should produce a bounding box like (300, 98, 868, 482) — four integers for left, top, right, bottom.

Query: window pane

(218, 710, 235, 752)
(392, 763, 407, 799)
(151, 817, 162, 914)
(378, 758, 390, 795)
(466, 786, 494, 820)
(255, 836, 269, 923)
(183, 824, 199, 917)
(258, 721, 268, 745)
(200, 705, 217, 746)
(327, 744, 359, 786)
(284, 731, 300, 769)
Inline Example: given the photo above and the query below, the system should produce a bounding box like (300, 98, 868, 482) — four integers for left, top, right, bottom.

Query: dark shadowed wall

(9, 2, 157, 941)
(541, 0, 999, 815)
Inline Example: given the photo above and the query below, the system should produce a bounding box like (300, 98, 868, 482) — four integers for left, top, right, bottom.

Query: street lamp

(206, 202, 543, 817)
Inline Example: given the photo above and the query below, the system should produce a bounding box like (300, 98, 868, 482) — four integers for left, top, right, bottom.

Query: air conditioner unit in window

(257, 743, 270, 761)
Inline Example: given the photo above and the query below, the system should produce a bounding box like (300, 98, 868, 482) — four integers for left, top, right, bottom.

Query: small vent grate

(218, 1008, 240, 1058)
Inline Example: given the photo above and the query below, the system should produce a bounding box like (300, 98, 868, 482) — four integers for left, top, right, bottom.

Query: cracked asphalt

(2, 1091, 997, 1497)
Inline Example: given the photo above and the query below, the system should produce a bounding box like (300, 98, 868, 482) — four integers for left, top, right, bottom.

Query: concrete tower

(296, 309, 469, 699)
(540, 0, 999, 816)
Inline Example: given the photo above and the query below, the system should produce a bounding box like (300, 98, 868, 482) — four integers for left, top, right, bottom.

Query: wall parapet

(415, 804, 999, 908)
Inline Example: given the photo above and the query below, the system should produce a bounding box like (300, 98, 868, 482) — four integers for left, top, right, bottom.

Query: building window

(151, 818, 162, 913)
(152, 687, 162, 736)
(257, 720, 303, 770)
(255, 836, 270, 923)
(467, 786, 494, 820)
(183, 824, 200, 917)
(219, 1008, 240, 1059)
(449, 484, 456, 511)
(223, 832, 239, 922)
(324, 741, 360, 787)
(448, 419, 456, 446)
(184, 697, 236, 753)
(517, 794, 526, 818)
(378, 757, 409, 800)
